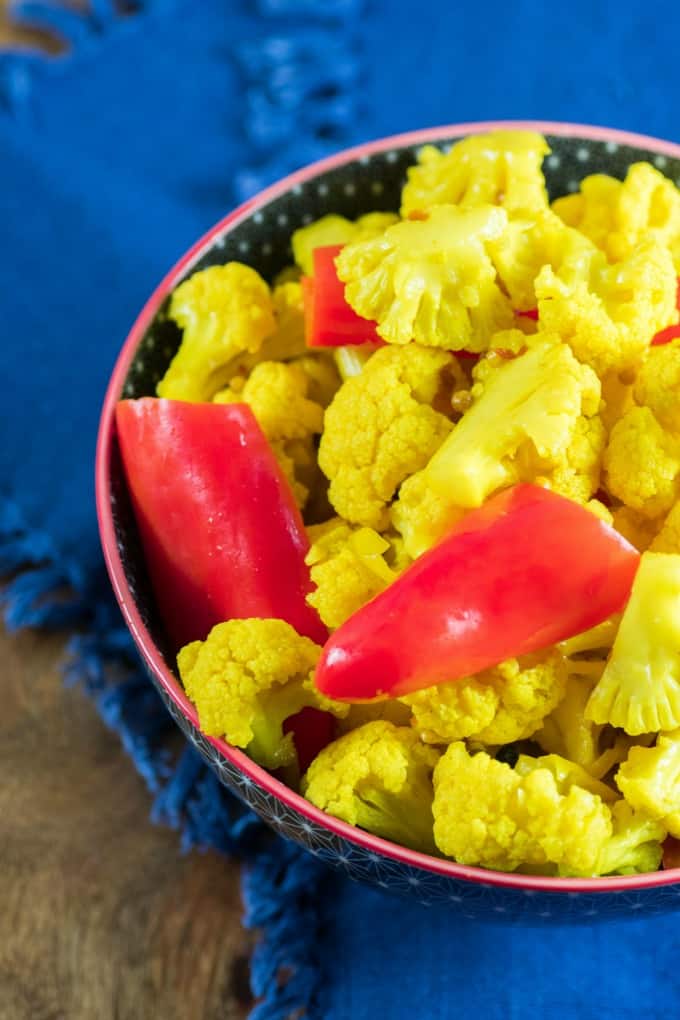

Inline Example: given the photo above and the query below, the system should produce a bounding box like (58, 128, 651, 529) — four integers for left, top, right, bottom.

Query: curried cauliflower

(157, 263, 277, 401)
(634, 338, 680, 433)
(401, 131, 550, 217)
(302, 721, 439, 852)
(214, 359, 326, 507)
(611, 505, 662, 551)
(432, 742, 613, 873)
(558, 801, 666, 877)
(604, 406, 680, 519)
(403, 650, 567, 746)
(178, 619, 347, 770)
(650, 500, 680, 553)
(318, 344, 454, 529)
(536, 239, 678, 375)
(553, 162, 680, 270)
(336, 699, 412, 736)
(617, 731, 680, 838)
(489, 208, 601, 313)
(291, 212, 399, 275)
(335, 204, 514, 351)
(305, 518, 407, 629)
(393, 338, 602, 556)
(586, 552, 680, 734)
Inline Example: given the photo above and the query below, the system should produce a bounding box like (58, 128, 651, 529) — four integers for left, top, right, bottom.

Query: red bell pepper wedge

(315, 484, 640, 701)
(115, 398, 327, 650)
(663, 836, 680, 870)
(303, 244, 383, 348)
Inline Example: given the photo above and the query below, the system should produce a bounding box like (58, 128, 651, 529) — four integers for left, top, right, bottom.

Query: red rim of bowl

(96, 119, 680, 894)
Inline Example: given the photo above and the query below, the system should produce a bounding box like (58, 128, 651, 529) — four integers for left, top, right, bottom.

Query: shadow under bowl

(96, 120, 680, 923)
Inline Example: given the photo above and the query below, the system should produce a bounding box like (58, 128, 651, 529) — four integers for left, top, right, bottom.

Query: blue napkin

(2, 2, 679, 1018)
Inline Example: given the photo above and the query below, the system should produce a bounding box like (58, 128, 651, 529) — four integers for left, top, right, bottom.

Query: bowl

(97, 120, 680, 922)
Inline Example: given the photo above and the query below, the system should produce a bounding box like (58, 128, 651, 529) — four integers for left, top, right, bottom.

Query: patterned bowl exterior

(98, 121, 680, 922)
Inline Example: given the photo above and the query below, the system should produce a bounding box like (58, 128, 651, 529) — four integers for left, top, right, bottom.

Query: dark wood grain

(0, 625, 254, 1020)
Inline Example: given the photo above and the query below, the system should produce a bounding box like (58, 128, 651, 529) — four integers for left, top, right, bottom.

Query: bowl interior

(105, 125, 680, 891)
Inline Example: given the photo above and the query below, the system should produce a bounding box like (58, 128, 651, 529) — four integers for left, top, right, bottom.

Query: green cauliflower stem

(302, 721, 439, 853)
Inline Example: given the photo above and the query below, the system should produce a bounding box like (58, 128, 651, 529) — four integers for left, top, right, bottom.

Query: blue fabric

(2, 2, 679, 1017)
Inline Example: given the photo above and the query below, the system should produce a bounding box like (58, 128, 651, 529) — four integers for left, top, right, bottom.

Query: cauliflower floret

(214, 360, 325, 507)
(177, 619, 346, 770)
(291, 212, 400, 275)
(489, 208, 601, 313)
(335, 204, 514, 351)
(558, 801, 666, 877)
(542, 414, 606, 505)
(401, 131, 550, 217)
(600, 369, 635, 434)
(514, 752, 617, 802)
(611, 505, 662, 551)
(157, 263, 277, 401)
(651, 500, 680, 553)
(604, 406, 680, 519)
(586, 552, 680, 734)
(617, 731, 680, 837)
(553, 163, 680, 269)
(318, 344, 454, 529)
(302, 721, 439, 853)
(432, 743, 612, 873)
(305, 518, 408, 629)
(392, 338, 602, 556)
(634, 338, 680, 432)
(404, 650, 567, 745)
(536, 239, 678, 375)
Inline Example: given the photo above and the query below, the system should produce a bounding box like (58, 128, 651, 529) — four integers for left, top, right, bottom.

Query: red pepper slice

(315, 484, 640, 701)
(115, 398, 327, 649)
(303, 245, 383, 348)
(663, 836, 680, 870)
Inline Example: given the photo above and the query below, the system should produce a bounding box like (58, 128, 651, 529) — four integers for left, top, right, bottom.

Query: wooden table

(0, 6, 253, 1017)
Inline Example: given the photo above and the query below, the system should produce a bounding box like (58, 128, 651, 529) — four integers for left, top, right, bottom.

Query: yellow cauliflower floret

(558, 801, 666, 877)
(514, 752, 617, 803)
(336, 699, 412, 736)
(157, 263, 277, 401)
(305, 518, 406, 629)
(291, 212, 399, 275)
(432, 743, 612, 873)
(553, 163, 680, 269)
(536, 239, 678, 375)
(634, 337, 680, 432)
(489, 208, 601, 312)
(177, 619, 346, 770)
(650, 500, 680, 553)
(587, 552, 680, 734)
(541, 413, 606, 505)
(302, 721, 439, 853)
(611, 506, 663, 551)
(318, 344, 454, 529)
(617, 731, 680, 837)
(600, 369, 635, 434)
(401, 131, 550, 217)
(404, 651, 566, 745)
(393, 338, 601, 557)
(335, 204, 513, 351)
(604, 406, 680, 519)
(214, 359, 325, 507)
(294, 353, 341, 408)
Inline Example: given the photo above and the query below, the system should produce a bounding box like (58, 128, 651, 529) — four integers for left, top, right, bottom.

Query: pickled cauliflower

(403, 650, 567, 746)
(177, 619, 346, 770)
(158, 263, 277, 401)
(586, 553, 680, 734)
(553, 162, 680, 269)
(305, 518, 407, 629)
(318, 344, 454, 529)
(617, 731, 680, 837)
(335, 204, 514, 350)
(432, 743, 613, 873)
(160, 130, 680, 879)
(302, 721, 439, 853)
(393, 338, 602, 556)
(401, 130, 550, 217)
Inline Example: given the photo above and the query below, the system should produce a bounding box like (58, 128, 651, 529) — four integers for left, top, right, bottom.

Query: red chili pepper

(303, 245, 383, 348)
(315, 484, 640, 701)
(516, 307, 539, 321)
(115, 398, 327, 649)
